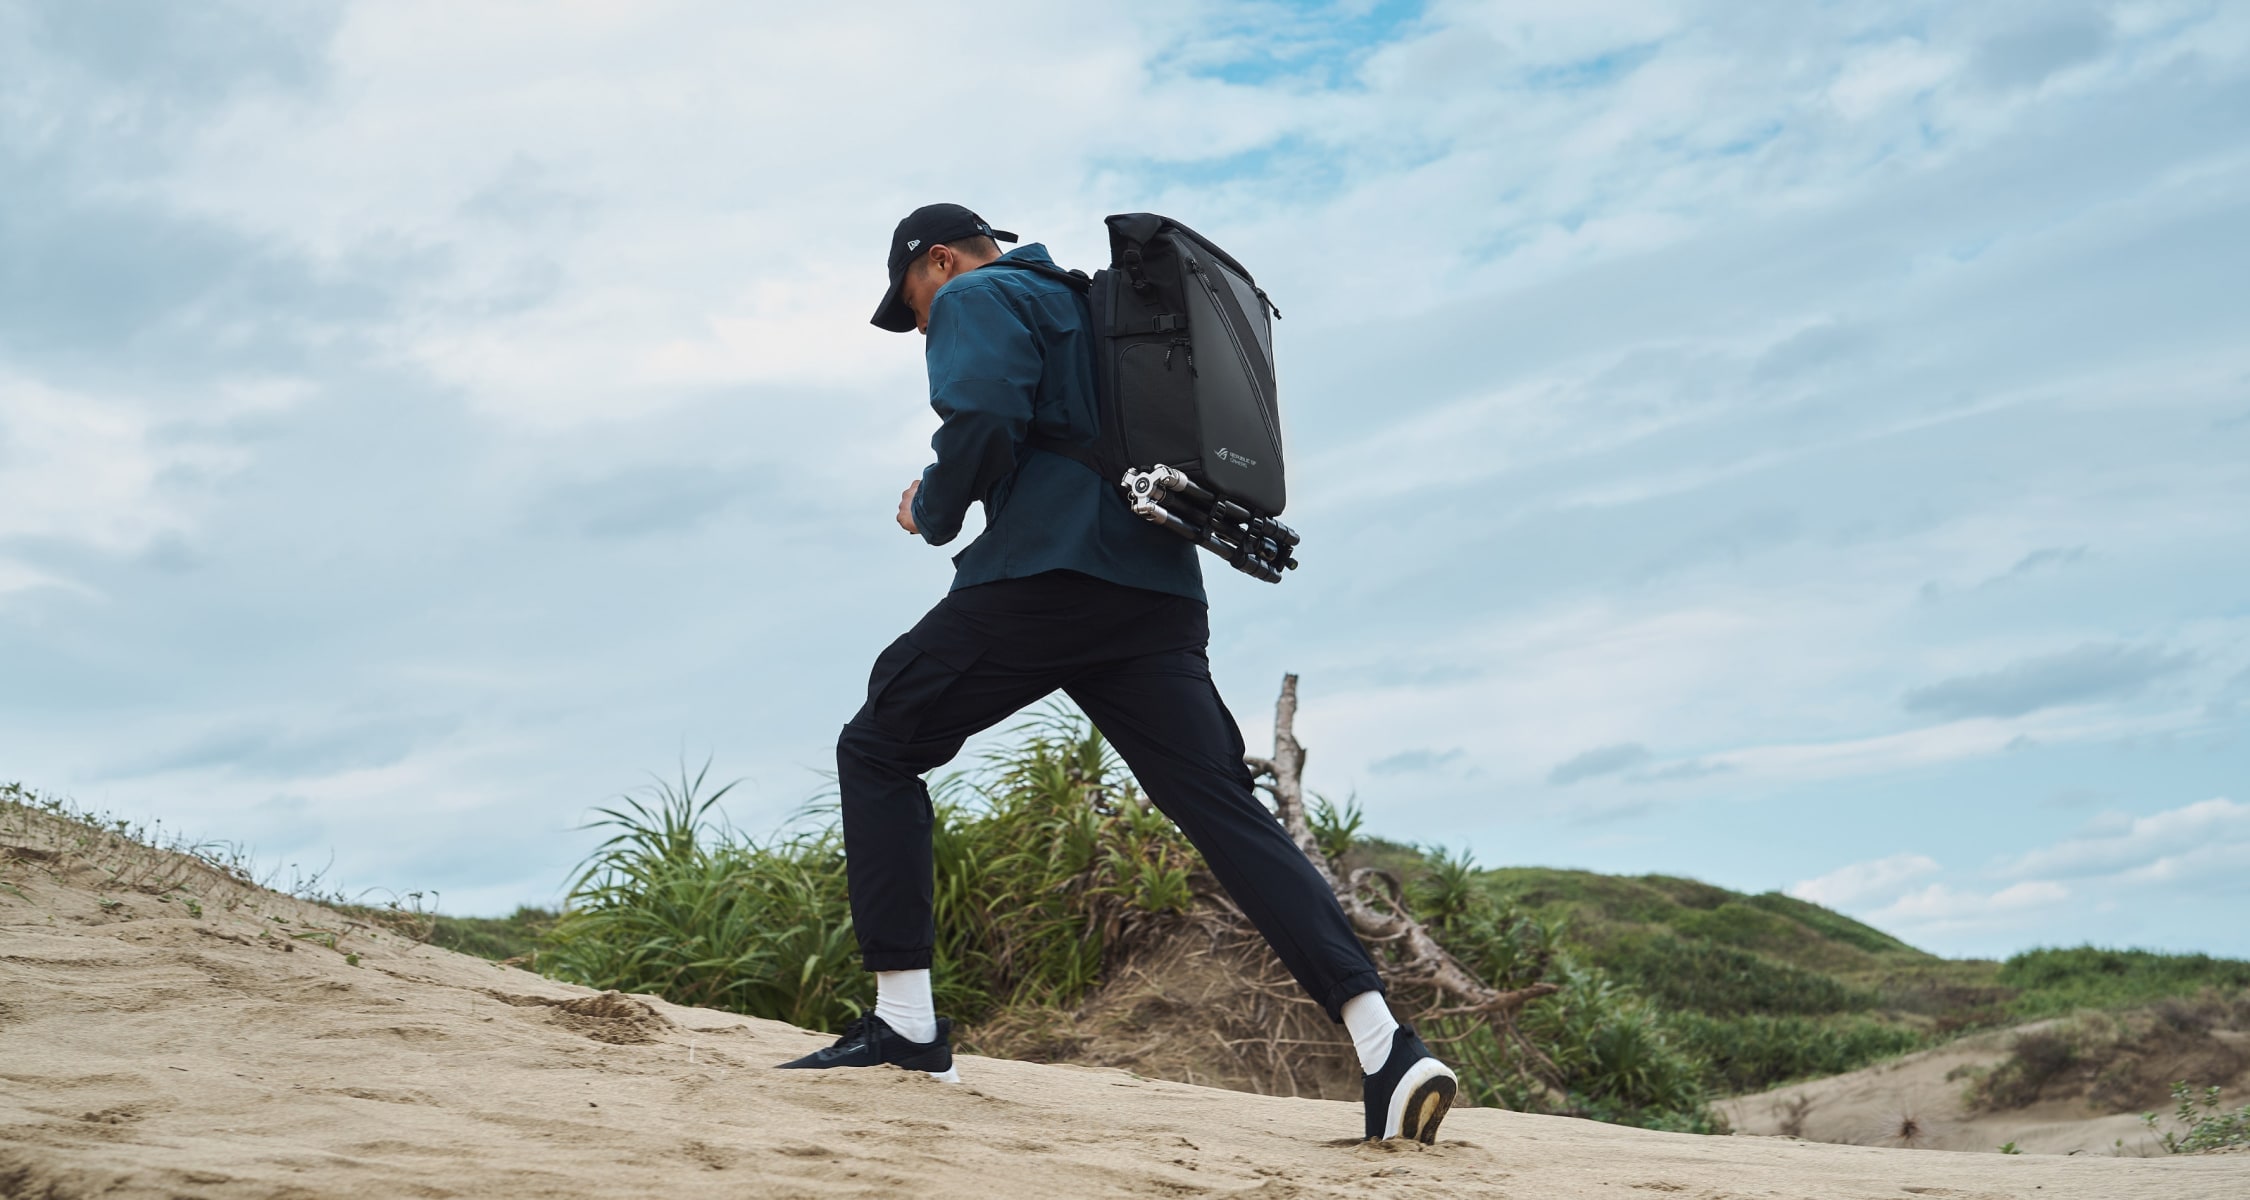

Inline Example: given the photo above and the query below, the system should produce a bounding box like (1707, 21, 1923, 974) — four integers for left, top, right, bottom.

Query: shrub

(1521, 960, 1710, 1120)
(1668, 1011, 1924, 1095)
(1595, 934, 1873, 1017)
(2144, 1082, 2250, 1154)
(2000, 947, 2250, 1017)
(1969, 1026, 2080, 1110)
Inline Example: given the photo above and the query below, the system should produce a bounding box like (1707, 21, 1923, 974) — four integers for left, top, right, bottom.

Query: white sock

(874, 969, 939, 1044)
(1342, 990, 1401, 1076)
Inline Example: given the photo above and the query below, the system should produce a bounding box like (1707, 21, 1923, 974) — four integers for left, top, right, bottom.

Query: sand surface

(5, 833, 2247, 1198)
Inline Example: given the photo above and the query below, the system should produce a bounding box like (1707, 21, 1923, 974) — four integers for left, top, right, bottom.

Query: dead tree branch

(1245, 674, 1562, 1061)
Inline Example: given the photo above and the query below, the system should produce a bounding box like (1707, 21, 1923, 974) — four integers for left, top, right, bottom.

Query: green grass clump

(2000, 947, 2250, 1019)
(539, 768, 867, 1030)
(1593, 933, 1874, 1017)
(543, 708, 1199, 1033)
(1669, 1011, 1924, 1095)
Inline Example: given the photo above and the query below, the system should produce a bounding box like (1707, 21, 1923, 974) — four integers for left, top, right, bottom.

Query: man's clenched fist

(897, 480, 920, 535)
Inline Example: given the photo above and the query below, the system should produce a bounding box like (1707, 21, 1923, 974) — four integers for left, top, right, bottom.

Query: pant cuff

(1318, 971, 1385, 1023)
(861, 949, 934, 972)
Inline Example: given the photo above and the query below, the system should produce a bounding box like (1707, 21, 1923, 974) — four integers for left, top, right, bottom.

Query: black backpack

(1000, 213, 1300, 582)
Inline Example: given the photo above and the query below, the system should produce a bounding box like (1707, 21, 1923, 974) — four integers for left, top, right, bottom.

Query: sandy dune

(1721, 1021, 2250, 1159)
(4, 833, 2247, 1198)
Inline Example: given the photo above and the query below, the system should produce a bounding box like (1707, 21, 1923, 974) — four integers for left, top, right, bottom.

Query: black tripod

(1121, 466, 1300, 583)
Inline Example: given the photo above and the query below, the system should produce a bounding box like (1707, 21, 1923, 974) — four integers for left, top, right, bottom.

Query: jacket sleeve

(910, 281, 1040, 547)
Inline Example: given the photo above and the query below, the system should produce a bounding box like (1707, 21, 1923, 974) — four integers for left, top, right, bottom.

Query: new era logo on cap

(906, 239, 920, 252)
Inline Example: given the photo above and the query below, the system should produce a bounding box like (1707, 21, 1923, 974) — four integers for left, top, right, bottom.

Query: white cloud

(1872, 879, 2071, 930)
(2001, 797, 2250, 881)
(1827, 37, 1960, 119)
(0, 374, 243, 554)
(1789, 852, 1940, 909)
(1789, 797, 2249, 947)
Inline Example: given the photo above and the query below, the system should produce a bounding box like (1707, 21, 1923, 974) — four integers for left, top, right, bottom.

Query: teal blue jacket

(910, 244, 1206, 605)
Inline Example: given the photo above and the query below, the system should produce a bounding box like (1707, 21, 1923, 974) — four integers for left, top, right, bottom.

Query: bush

(2000, 946, 2250, 1017)
(1595, 934, 1873, 1017)
(2144, 1082, 2250, 1154)
(1667, 1011, 1924, 1095)
(1969, 1026, 2080, 1110)
(1519, 960, 1711, 1123)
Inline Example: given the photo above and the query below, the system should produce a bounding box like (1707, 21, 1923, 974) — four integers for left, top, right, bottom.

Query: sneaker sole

(1387, 1058, 1457, 1144)
(926, 1066, 961, 1084)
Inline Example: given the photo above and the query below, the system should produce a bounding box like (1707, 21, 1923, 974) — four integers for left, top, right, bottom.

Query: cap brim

(870, 265, 916, 333)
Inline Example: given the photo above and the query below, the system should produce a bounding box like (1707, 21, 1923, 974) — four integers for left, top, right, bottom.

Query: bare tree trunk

(1245, 675, 1560, 1042)
(1245, 674, 1320, 861)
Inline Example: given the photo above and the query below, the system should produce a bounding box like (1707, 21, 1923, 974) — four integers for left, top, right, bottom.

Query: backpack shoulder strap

(989, 259, 1120, 485)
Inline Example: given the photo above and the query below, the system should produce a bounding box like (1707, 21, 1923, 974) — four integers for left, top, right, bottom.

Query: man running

(777, 203, 1457, 1144)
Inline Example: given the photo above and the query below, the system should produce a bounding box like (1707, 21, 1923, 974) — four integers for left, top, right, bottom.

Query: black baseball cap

(870, 203, 1018, 332)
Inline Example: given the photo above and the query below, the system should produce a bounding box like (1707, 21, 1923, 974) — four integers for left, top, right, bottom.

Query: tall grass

(545, 707, 1199, 1033)
(542, 764, 864, 1029)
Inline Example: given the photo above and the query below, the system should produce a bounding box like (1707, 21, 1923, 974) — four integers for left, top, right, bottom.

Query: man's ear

(924, 243, 956, 280)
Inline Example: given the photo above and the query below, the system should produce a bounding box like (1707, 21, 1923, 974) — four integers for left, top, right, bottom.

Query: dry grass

(965, 897, 1361, 1100)
(0, 781, 430, 960)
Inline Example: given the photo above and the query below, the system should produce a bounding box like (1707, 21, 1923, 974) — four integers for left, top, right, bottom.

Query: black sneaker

(775, 1013, 960, 1082)
(1362, 1025, 1457, 1143)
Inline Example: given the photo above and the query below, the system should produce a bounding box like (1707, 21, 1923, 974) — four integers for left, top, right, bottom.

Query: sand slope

(4, 836, 2247, 1198)
(1720, 1021, 2250, 1159)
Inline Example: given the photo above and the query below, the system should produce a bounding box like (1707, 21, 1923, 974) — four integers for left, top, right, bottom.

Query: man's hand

(897, 479, 921, 536)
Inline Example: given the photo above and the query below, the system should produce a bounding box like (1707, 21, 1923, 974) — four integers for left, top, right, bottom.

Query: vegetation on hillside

(513, 710, 2250, 1134)
(1963, 990, 2250, 1114)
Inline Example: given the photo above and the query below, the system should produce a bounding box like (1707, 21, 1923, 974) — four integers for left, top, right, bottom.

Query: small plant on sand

(2142, 1082, 2250, 1154)
(1890, 1112, 1924, 1149)
(1998, 1141, 2021, 1154)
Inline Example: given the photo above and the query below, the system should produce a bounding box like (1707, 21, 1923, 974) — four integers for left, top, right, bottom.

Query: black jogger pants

(835, 569, 1383, 1021)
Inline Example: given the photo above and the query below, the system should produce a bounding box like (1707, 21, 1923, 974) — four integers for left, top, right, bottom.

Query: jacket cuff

(911, 483, 956, 546)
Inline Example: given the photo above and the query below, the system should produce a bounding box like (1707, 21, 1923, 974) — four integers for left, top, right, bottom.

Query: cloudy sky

(4, 0, 2246, 959)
